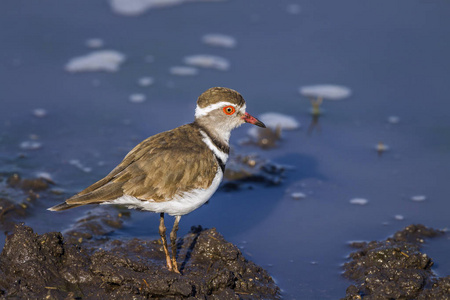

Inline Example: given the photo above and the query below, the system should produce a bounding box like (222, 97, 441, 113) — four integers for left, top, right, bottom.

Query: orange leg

(159, 213, 173, 271)
(170, 216, 181, 274)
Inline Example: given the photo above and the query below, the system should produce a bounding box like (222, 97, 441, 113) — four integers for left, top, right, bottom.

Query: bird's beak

(242, 112, 266, 128)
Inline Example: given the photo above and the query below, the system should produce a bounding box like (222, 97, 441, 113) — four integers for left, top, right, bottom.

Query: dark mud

(0, 173, 52, 232)
(342, 224, 450, 300)
(63, 207, 127, 248)
(222, 154, 287, 190)
(0, 223, 280, 299)
(0, 197, 27, 232)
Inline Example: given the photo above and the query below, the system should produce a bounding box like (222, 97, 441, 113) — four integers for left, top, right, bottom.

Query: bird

(48, 87, 266, 273)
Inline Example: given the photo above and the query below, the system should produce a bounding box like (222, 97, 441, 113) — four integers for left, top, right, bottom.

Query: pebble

(375, 142, 390, 152)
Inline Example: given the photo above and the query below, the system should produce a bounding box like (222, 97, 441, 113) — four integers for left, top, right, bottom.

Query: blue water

(1, 1, 450, 298)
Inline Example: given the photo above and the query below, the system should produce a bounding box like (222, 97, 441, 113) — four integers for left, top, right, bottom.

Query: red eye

(223, 106, 235, 115)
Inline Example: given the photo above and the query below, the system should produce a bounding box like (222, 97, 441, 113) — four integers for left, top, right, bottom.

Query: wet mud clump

(342, 224, 450, 299)
(0, 173, 53, 232)
(6, 173, 51, 192)
(222, 154, 287, 190)
(0, 224, 280, 299)
(0, 197, 27, 232)
(63, 207, 126, 248)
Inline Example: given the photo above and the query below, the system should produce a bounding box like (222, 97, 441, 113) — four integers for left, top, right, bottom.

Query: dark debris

(342, 224, 449, 300)
(222, 154, 288, 191)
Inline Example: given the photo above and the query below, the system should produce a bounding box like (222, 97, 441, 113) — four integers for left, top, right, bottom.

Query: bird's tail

(47, 202, 82, 211)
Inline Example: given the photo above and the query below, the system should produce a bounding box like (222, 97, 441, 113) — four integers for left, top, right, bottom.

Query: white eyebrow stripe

(195, 101, 240, 118)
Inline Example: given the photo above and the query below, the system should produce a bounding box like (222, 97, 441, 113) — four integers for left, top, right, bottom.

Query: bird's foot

(172, 261, 181, 274)
(165, 255, 173, 271)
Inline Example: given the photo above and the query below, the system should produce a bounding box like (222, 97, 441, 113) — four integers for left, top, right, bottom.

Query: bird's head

(194, 87, 265, 140)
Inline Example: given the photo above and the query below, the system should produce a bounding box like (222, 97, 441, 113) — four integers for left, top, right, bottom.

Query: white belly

(102, 169, 223, 216)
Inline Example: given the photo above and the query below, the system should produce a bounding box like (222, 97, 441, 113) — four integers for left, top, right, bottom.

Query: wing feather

(65, 124, 218, 206)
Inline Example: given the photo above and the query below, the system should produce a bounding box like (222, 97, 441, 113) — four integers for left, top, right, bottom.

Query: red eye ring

(223, 106, 235, 115)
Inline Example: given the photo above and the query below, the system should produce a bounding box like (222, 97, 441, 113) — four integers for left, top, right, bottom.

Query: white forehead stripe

(195, 101, 244, 118)
(199, 130, 229, 164)
(240, 104, 246, 114)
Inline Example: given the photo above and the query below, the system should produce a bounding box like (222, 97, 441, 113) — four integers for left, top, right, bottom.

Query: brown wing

(65, 124, 218, 206)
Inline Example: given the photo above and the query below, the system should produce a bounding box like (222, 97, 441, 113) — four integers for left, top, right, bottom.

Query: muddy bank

(0, 223, 280, 299)
(0, 173, 53, 232)
(342, 224, 450, 299)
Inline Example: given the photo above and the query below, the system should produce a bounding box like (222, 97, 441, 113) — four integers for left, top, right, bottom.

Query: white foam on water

(183, 55, 230, 71)
(388, 116, 400, 124)
(257, 112, 300, 130)
(299, 84, 352, 100)
(109, 0, 224, 16)
(144, 55, 155, 63)
(85, 38, 104, 48)
(170, 66, 199, 76)
(92, 79, 101, 87)
(138, 77, 154, 86)
(411, 195, 427, 202)
(36, 172, 53, 182)
(394, 214, 405, 220)
(69, 159, 92, 173)
(291, 192, 306, 200)
(129, 93, 146, 103)
(65, 50, 126, 73)
(19, 141, 42, 150)
(248, 112, 300, 138)
(349, 198, 369, 205)
(32, 108, 47, 118)
(202, 34, 237, 48)
(286, 4, 301, 14)
(109, 0, 183, 16)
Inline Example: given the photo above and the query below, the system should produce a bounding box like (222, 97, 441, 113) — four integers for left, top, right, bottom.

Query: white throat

(199, 130, 229, 163)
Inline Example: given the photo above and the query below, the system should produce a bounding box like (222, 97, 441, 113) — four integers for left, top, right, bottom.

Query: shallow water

(1, 0, 450, 298)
